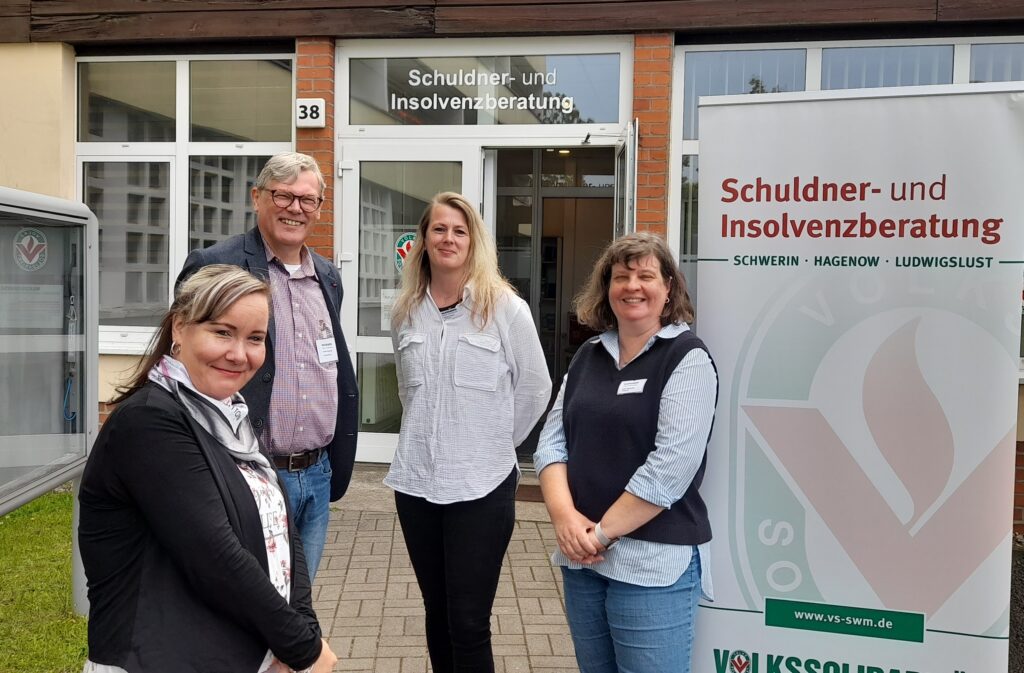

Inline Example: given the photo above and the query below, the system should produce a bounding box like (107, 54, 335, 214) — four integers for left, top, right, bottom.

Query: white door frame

(336, 141, 482, 462)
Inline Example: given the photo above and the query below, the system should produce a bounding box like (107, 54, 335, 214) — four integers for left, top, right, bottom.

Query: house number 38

(296, 98, 326, 128)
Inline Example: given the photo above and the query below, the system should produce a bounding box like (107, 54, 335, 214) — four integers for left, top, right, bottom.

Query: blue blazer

(178, 227, 359, 501)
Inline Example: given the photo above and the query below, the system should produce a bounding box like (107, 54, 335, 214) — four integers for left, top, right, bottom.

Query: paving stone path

(312, 501, 578, 673)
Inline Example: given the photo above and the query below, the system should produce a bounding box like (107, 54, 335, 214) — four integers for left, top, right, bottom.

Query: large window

(349, 53, 620, 126)
(77, 55, 293, 351)
(820, 46, 953, 90)
(671, 37, 1024, 307)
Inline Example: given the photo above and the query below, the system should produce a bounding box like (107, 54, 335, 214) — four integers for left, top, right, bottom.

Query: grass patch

(0, 490, 88, 673)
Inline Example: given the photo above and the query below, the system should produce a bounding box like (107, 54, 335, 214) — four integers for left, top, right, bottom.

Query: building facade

(3, 0, 1024, 526)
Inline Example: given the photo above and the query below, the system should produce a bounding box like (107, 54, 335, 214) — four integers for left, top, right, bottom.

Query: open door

(490, 146, 615, 462)
(613, 118, 638, 238)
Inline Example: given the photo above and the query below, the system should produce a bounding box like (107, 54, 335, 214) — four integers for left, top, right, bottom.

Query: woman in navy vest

(534, 233, 718, 673)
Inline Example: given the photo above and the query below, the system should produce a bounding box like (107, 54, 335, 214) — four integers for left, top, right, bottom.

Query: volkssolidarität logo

(394, 232, 416, 272)
(728, 649, 751, 673)
(13, 227, 48, 271)
(729, 269, 1015, 630)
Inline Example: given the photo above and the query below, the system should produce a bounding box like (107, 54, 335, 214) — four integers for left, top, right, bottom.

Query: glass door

(492, 147, 615, 463)
(614, 118, 638, 237)
(338, 144, 481, 463)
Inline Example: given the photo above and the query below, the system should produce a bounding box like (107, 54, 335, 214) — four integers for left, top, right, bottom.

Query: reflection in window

(357, 353, 404, 433)
(497, 149, 534, 188)
(821, 46, 953, 90)
(542, 147, 614, 188)
(78, 62, 176, 142)
(496, 195, 534, 302)
(683, 50, 806, 139)
(679, 156, 699, 307)
(350, 54, 619, 126)
(86, 162, 170, 326)
(188, 155, 269, 250)
(971, 43, 1024, 82)
(0, 215, 86, 476)
(357, 161, 462, 337)
(190, 61, 292, 141)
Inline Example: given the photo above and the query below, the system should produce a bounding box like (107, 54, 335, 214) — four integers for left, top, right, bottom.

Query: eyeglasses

(267, 189, 323, 213)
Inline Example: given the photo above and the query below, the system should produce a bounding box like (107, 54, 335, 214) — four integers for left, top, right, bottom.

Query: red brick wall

(295, 37, 337, 261)
(98, 401, 116, 427)
(632, 34, 672, 238)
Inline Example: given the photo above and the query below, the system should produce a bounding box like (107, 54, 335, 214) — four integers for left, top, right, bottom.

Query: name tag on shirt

(617, 379, 647, 395)
(316, 337, 339, 364)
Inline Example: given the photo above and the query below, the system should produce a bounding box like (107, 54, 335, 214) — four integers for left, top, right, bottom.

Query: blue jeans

(276, 450, 332, 581)
(561, 554, 701, 673)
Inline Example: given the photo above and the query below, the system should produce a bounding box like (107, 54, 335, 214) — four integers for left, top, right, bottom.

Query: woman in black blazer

(78, 265, 338, 673)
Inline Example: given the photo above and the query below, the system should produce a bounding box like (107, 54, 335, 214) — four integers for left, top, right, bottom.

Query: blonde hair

(391, 192, 515, 330)
(111, 265, 270, 403)
(574, 232, 694, 331)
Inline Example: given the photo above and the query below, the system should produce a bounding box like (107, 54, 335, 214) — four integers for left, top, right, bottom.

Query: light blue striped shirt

(533, 323, 717, 598)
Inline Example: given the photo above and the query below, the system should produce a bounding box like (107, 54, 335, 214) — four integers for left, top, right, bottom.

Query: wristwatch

(594, 522, 618, 549)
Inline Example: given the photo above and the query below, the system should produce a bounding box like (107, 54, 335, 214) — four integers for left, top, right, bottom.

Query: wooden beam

(435, 0, 939, 35)
(938, 0, 1024, 22)
(436, 0, 622, 4)
(32, 0, 429, 14)
(30, 7, 434, 42)
(0, 0, 30, 42)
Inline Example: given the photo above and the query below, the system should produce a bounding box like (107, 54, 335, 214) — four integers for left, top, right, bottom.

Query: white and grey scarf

(147, 355, 276, 482)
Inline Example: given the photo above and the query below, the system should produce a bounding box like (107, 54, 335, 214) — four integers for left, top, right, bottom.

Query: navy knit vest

(564, 330, 715, 545)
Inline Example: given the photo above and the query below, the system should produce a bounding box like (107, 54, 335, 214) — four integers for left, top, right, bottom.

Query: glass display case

(0, 186, 97, 515)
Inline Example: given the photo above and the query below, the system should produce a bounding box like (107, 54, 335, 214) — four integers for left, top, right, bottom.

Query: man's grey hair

(255, 152, 326, 194)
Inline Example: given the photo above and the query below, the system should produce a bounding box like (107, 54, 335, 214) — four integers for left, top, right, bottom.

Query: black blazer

(78, 384, 322, 672)
(178, 227, 359, 501)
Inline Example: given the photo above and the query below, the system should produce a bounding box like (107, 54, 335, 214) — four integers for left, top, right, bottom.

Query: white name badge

(316, 337, 339, 364)
(617, 379, 647, 395)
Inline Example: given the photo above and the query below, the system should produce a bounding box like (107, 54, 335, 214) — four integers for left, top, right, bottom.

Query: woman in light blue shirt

(534, 233, 717, 673)
(387, 192, 551, 673)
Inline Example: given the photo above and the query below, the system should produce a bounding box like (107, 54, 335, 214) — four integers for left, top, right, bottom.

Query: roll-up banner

(695, 85, 1024, 673)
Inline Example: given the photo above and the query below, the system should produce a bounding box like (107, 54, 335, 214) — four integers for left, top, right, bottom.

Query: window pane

(679, 155, 699, 307)
(357, 161, 462, 337)
(190, 60, 292, 141)
(86, 162, 170, 326)
(541, 147, 614, 188)
(497, 148, 534, 188)
(496, 195, 534, 302)
(971, 43, 1024, 83)
(0, 215, 87, 499)
(357, 352, 403, 433)
(78, 62, 175, 142)
(350, 54, 619, 125)
(821, 46, 952, 90)
(683, 50, 805, 140)
(188, 155, 269, 249)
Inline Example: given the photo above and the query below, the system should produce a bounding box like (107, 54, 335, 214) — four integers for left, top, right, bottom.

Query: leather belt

(271, 447, 325, 472)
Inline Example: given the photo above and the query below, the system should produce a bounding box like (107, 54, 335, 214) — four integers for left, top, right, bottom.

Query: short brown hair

(574, 232, 694, 331)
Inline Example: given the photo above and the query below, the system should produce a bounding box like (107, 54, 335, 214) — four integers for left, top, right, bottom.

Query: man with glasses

(177, 151, 358, 580)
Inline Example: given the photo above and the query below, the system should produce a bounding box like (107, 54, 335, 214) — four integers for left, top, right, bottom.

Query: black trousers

(394, 467, 517, 673)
